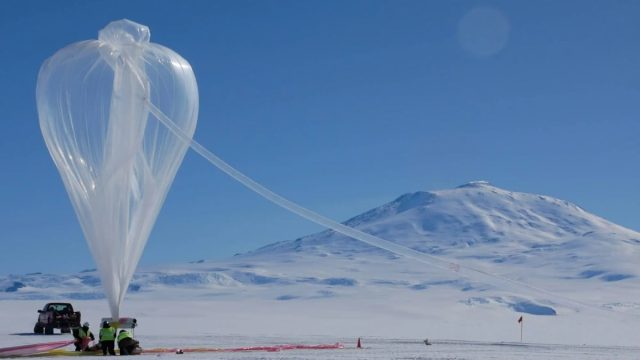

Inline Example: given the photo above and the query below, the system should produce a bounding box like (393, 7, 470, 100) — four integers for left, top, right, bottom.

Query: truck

(34, 303, 81, 335)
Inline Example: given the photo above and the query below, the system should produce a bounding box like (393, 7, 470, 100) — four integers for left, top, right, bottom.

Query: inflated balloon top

(36, 19, 198, 319)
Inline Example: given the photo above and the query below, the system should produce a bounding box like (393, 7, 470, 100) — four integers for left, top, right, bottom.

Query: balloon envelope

(36, 19, 198, 318)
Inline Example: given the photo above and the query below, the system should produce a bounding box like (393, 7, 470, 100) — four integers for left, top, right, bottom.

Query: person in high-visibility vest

(117, 329, 140, 355)
(99, 321, 117, 356)
(73, 322, 95, 351)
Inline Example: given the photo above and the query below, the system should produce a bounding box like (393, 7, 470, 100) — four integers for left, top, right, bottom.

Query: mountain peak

(456, 180, 493, 189)
(246, 182, 640, 274)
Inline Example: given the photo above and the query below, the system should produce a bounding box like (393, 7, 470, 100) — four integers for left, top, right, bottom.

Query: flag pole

(517, 316, 523, 343)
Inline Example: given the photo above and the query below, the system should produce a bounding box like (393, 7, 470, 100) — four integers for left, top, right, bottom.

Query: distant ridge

(2, 182, 639, 316)
(248, 181, 638, 265)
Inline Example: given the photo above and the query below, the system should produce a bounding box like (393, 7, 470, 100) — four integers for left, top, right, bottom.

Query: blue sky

(1, 0, 639, 274)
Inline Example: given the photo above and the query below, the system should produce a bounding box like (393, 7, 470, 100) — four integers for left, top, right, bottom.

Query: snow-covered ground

(0, 299, 640, 360)
(2, 299, 640, 359)
(3, 182, 640, 358)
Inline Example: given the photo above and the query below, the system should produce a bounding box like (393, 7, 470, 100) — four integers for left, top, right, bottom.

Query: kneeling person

(73, 322, 95, 351)
(117, 329, 140, 355)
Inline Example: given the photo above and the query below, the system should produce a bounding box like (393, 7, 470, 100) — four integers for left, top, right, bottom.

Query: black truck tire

(34, 324, 44, 334)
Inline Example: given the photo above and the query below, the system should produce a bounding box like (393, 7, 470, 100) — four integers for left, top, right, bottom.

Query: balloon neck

(99, 19, 150, 48)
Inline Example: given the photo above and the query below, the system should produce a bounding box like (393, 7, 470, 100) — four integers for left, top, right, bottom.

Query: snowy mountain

(251, 180, 639, 263)
(3, 181, 640, 317)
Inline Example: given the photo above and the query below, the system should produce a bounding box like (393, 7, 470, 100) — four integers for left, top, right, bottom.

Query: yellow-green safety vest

(117, 331, 132, 342)
(99, 327, 116, 341)
(78, 328, 92, 338)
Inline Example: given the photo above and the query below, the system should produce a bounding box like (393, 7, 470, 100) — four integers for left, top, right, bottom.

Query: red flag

(517, 316, 523, 323)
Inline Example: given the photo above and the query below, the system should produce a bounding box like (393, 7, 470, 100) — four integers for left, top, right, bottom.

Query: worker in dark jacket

(99, 321, 117, 356)
(73, 322, 95, 351)
(117, 329, 140, 355)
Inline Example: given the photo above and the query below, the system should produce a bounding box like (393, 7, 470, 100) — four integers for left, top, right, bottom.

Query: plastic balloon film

(37, 19, 198, 318)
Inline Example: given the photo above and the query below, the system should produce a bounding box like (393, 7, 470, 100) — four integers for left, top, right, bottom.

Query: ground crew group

(73, 321, 140, 355)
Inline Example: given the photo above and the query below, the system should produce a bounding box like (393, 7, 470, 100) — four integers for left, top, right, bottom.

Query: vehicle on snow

(34, 303, 81, 334)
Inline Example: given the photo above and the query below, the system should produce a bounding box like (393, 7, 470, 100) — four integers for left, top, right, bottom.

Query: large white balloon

(36, 19, 198, 319)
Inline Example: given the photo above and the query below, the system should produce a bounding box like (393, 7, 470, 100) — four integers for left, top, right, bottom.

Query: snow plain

(3, 182, 640, 358)
(2, 299, 640, 359)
